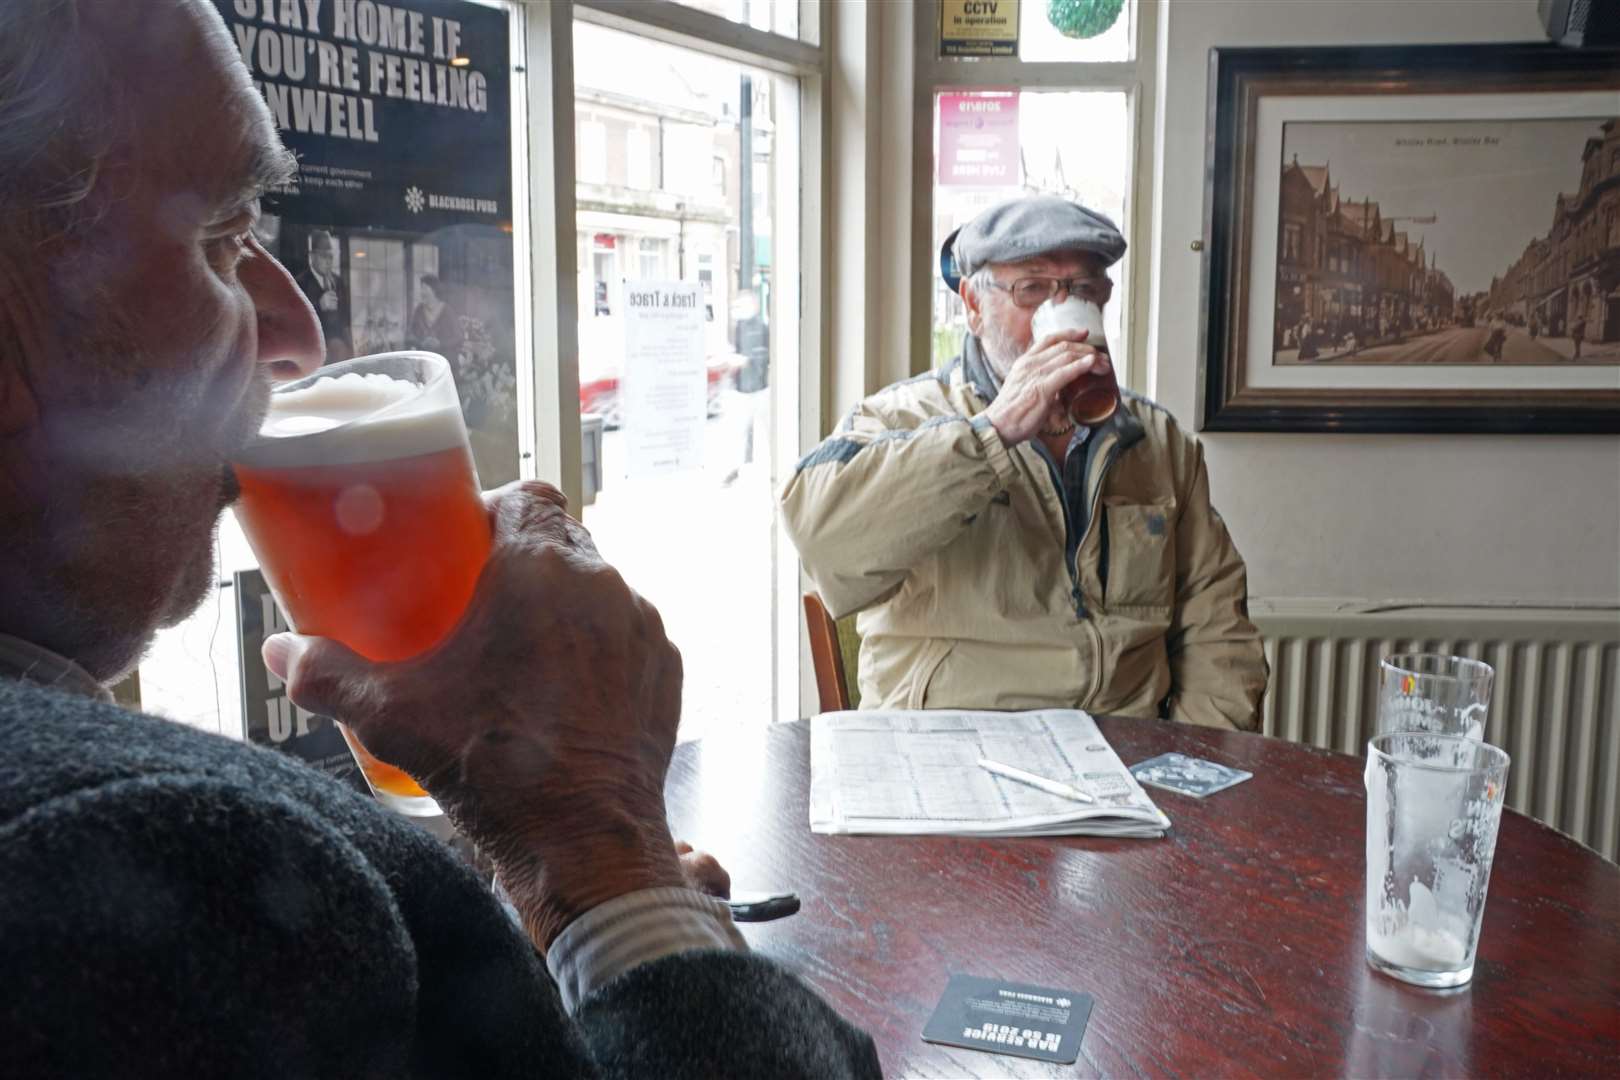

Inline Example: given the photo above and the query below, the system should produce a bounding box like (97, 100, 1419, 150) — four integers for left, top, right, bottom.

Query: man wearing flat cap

(780, 195, 1267, 729)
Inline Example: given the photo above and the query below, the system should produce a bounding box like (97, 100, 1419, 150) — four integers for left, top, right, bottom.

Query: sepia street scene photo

(1273, 116, 1620, 365)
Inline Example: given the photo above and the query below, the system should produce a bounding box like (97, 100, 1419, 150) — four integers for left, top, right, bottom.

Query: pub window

(924, 1, 1158, 387)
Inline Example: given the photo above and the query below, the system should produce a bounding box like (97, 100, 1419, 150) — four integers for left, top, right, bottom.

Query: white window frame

(909, 0, 1159, 392)
(515, 0, 827, 722)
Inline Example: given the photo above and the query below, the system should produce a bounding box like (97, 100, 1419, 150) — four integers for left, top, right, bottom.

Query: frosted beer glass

(1378, 654, 1494, 741)
(233, 352, 492, 816)
(1365, 732, 1510, 988)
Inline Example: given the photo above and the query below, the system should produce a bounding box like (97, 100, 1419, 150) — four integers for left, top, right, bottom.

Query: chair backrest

(803, 593, 860, 713)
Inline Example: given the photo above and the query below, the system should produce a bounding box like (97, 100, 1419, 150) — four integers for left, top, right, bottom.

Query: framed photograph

(1200, 44, 1620, 433)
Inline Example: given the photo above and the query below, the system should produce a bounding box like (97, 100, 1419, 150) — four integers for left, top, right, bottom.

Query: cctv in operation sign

(939, 0, 1020, 58)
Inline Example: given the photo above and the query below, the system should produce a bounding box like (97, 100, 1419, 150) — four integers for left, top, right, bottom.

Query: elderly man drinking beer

(781, 195, 1268, 729)
(0, 1, 877, 1076)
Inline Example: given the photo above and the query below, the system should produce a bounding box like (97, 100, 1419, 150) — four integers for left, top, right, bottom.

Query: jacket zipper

(1032, 435, 1124, 621)
(1076, 441, 1124, 580)
(1075, 440, 1124, 705)
(1027, 446, 1084, 617)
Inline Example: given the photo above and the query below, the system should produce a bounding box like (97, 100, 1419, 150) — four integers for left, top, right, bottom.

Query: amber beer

(233, 352, 491, 815)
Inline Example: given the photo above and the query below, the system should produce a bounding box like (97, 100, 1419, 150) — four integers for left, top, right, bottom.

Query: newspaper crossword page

(810, 710, 1169, 837)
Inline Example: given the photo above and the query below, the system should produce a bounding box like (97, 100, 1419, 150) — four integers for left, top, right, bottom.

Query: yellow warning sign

(939, 0, 1020, 58)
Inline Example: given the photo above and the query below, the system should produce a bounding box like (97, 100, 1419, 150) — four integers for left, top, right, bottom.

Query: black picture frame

(1199, 43, 1620, 434)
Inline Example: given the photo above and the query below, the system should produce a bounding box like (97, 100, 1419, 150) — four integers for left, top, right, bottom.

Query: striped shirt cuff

(545, 887, 748, 1013)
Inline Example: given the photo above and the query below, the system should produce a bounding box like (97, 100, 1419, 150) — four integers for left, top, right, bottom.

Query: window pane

(139, 0, 524, 740)
(574, 21, 798, 740)
(1019, 0, 1133, 64)
(668, 0, 799, 38)
(932, 90, 1132, 376)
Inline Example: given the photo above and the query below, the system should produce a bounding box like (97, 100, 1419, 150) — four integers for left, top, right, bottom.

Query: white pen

(977, 757, 1096, 804)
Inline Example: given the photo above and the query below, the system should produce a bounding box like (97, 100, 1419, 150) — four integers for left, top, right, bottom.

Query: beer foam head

(1031, 296, 1107, 348)
(236, 371, 467, 469)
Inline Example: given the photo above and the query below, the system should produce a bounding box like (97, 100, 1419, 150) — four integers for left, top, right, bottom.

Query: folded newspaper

(810, 709, 1170, 838)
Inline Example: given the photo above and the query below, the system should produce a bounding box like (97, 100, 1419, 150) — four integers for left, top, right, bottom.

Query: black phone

(725, 890, 800, 922)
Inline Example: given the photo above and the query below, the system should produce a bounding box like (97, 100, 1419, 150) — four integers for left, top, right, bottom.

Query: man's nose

(242, 236, 324, 381)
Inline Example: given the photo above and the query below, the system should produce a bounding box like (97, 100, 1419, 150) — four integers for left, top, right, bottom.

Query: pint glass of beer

(1031, 296, 1118, 427)
(233, 352, 492, 816)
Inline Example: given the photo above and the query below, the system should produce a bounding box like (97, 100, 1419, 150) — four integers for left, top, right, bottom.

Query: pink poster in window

(937, 92, 1020, 186)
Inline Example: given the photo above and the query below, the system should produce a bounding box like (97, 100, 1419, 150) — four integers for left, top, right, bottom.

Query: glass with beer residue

(233, 352, 492, 816)
(1378, 654, 1494, 741)
(1365, 732, 1509, 988)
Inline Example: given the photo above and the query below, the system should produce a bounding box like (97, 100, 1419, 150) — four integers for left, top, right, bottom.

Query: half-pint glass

(233, 352, 492, 815)
(1378, 654, 1494, 740)
(1365, 732, 1510, 988)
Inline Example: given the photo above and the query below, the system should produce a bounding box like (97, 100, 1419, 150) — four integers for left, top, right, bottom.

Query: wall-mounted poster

(1201, 43, 1620, 434)
(937, 91, 1020, 187)
(216, 0, 519, 484)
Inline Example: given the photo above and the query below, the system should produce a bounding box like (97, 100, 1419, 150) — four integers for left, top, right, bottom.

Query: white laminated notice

(622, 280, 708, 479)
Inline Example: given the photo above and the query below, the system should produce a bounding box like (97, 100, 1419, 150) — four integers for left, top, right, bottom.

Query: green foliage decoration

(1046, 0, 1124, 40)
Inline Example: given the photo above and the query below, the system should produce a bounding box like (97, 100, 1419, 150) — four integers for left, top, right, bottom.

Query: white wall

(1149, 0, 1620, 606)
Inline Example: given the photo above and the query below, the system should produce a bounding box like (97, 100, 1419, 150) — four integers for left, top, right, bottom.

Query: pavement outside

(583, 392, 777, 742)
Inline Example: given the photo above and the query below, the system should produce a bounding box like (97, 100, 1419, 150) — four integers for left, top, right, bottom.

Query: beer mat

(921, 974, 1091, 1064)
(1129, 752, 1252, 798)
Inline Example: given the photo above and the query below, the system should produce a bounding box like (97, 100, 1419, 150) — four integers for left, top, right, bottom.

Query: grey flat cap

(940, 194, 1127, 292)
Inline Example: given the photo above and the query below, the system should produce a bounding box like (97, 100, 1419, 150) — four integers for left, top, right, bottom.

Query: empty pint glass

(1365, 732, 1510, 988)
(1378, 654, 1494, 741)
(233, 352, 492, 816)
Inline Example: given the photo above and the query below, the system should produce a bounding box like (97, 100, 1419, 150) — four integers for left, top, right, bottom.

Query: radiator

(1252, 602, 1620, 863)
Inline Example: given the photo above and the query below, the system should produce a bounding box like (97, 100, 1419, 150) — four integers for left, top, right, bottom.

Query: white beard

(978, 318, 1030, 381)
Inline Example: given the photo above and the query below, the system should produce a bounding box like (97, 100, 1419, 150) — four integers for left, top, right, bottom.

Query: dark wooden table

(665, 717, 1620, 1078)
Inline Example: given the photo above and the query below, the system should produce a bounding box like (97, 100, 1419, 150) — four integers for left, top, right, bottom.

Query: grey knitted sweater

(0, 679, 880, 1078)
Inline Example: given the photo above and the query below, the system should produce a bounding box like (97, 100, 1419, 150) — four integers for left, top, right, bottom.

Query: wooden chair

(803, 593, 861, 713)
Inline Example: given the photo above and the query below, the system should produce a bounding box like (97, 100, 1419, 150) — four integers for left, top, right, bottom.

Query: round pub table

(665, 717, 1620, 1078)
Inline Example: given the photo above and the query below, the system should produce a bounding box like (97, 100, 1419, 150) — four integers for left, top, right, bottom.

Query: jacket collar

(0, 634, 113, 703)
(1102, 393, 1147, 454)
(961, 333, 1001, 404)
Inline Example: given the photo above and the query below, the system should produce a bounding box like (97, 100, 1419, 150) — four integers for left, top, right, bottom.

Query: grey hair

(0, 0, 114, 242)
(966, 267, 997, 296)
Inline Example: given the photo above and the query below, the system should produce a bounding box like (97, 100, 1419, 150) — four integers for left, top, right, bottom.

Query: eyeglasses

(985, 275, 1113, 309)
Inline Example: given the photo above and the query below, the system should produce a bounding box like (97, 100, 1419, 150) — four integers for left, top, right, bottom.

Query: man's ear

(958, 277, 983, 336)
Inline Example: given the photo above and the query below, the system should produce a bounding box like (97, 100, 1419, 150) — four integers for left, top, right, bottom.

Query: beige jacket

(780, 339, 1267, 730)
